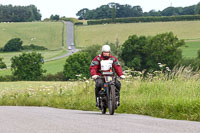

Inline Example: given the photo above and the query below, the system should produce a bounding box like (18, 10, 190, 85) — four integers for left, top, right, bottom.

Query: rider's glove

(92, 75, 99, 80)
(120, 75, 125, 79)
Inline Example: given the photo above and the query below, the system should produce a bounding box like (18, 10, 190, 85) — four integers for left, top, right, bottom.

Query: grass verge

(0, 77, 200, 121)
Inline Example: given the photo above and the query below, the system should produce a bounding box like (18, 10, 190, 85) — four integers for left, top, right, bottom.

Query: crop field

(0, 70, 200, 121)
(75, 21, 200, 58)
(0, 22, 66, 50)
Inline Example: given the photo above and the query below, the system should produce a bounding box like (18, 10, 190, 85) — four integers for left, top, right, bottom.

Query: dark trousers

(95, 78, 121, 98)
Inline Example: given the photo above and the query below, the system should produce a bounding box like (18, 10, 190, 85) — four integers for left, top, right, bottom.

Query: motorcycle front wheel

(108, 85, 116, 115)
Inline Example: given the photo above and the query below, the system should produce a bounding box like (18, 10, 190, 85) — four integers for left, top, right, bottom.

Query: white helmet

(102, 45, 111, 52)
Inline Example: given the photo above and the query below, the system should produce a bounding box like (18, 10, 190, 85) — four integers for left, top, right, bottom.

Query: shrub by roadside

(41, 72, 66, 81)
(22, 44, 48, 51)
(11, 52, 46, 81)
(0, 57, 7, 69)
(63, 52, 91, 80)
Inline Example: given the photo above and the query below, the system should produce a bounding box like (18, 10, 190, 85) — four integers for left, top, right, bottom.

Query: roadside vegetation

(0, 67, 200, 121)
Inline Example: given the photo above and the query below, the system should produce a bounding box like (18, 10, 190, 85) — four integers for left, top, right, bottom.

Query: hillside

(75, 21, 200, 58)
(0, 22, 66, 50)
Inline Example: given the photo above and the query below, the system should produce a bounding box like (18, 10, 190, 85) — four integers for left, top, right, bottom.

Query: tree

(63, 52, 91, 80)
(181, 5, 195, 15)
(82, 44, 101, 59)
(145, 32, 184, 70)
(76, 3, 143, 20)
(121, 32, 185, 71)
(161, 7, 181, 16)
(11, 52, 46, 80)
(3, 38, 23, 52)
(195, 2, 200, 14)
(0, 57, 7, 69)
(121, 35, 148, 70)
(50, 14, 60, 21)
(148, 10, 161, 16)
(0, 4, 41, 22)
(76, 8, 89, 20)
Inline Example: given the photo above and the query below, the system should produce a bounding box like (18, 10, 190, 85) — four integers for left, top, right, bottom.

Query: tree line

(2, 32, 199, 81)
(0, 4, 41, 22)
(76, 2, 200, 20)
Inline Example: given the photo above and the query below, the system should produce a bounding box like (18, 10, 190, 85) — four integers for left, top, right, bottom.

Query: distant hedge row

(74, 22, 83, 25)
(87, 15, 200, 25)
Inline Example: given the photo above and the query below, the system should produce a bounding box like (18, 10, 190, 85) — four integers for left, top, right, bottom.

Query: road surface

(0, 106, 199, 133)
(44, 21, 78, 62)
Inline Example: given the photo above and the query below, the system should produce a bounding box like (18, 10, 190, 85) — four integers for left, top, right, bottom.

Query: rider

(90, 45, 125, 107)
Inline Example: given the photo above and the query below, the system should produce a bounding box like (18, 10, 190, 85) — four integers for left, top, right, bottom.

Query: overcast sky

(0, 0, 200, 19)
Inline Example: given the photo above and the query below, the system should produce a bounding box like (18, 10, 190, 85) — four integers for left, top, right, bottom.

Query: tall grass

(0, 67, 200, 121)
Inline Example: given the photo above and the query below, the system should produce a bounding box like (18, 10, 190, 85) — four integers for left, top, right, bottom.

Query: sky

(0, 0, 200, 19)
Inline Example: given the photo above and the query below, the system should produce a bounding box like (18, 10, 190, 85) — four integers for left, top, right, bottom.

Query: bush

(11, 52, 46, 81)
(3, 38, 23, 52)
(74, 22, 83, 25)
(60, 17, 79, 23)
(82, 44, 101, 59)
(63, 52, 91, 80)
(41, 72, 66, 81)
(121, 32, 185, 71)
(0, 75, 17, 82)
(22, 44, 48, 51)
(0, 57, 7, 69)
(87, 15, 200, 25)
(0, 47, 3, 52)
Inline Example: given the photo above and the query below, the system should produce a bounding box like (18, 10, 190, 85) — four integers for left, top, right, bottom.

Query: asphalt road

(0, 106, 199, 133)
(44, 21, 78, 62)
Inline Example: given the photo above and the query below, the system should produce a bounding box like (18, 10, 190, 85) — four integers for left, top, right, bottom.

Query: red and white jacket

(90, 54, 123, 77)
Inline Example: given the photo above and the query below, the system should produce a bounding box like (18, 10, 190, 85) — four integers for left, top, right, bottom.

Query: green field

(76, 21, 200, 46)
(0, 73, 200, 121)
(43, 57, 67, 74)
(0, 50, 67, 67)
(182, 41, 200, 58)
(1, 20, 200, 76)
(75, 21, 200, 58)
(0, 22, 66, 50)
(0, 21, 68, 75)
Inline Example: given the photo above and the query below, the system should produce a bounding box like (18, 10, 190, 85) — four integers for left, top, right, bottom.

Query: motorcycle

(97, 71, 120, 115)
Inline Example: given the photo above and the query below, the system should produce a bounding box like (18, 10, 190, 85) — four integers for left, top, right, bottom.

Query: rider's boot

(116, 91, 120, 106)
(96, 97, 99, 107)
(95, 88, 100, 107)
(117, 94, 120, 106)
